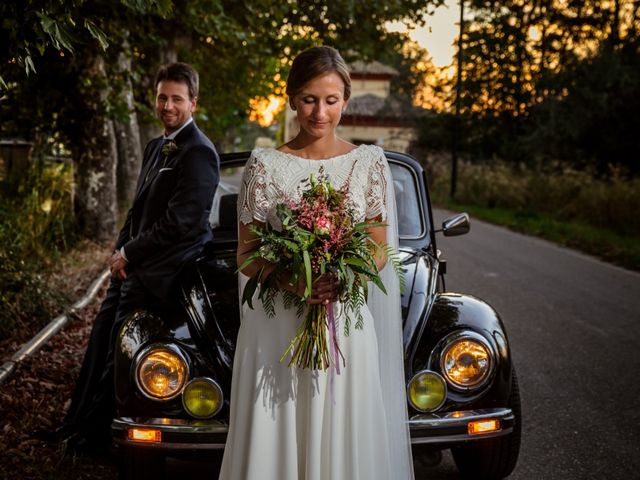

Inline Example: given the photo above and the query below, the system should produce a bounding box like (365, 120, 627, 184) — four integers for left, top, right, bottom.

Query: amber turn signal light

(468, 419, 500, 435)
(128, 428, 162, 442)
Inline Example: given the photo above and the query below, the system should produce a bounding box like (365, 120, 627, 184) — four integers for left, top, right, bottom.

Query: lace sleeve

(365, 150, 389, 221)
(238, 151, 269, 225)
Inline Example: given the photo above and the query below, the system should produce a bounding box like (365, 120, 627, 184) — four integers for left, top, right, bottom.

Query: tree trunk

(139, 121, 163, 151)
(114, 45, 143, 212)
(610, 0, 620, 44)
(114, 120, 141, 211)
(74, 54, 118, 243)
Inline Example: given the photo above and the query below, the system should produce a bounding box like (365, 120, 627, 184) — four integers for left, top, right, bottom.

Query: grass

(435, 200, 640, 272)
(425, 157, 640, 272)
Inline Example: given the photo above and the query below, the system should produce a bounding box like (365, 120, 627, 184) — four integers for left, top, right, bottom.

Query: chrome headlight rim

(134, 343, 190, 402)
(439, 331, 495, 392)
(406, 369, 447, 413)
(181, 376, 224, 419)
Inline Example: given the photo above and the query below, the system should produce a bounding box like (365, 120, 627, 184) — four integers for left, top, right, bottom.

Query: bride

(219, 46, 414, 480)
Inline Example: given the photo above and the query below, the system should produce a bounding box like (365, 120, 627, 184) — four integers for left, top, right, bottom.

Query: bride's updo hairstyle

(286, 46, 352, 101)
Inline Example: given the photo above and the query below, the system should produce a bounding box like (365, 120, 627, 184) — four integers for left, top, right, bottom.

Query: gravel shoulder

(0, 241, 117, 479)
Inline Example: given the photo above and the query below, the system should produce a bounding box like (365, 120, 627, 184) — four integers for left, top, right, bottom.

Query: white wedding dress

(218, 145, 414, 480)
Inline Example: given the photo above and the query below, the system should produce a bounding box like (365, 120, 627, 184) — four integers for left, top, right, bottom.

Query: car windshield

(210, 157, 426, 241)
(388, 160, 425, 239)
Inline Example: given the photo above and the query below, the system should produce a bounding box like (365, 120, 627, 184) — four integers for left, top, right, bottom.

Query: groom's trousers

(63, 273, 156, 446)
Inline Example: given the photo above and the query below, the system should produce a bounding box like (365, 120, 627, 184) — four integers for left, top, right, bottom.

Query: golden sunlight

(414, 65, 456, 111)
(249, 95, 286, 127)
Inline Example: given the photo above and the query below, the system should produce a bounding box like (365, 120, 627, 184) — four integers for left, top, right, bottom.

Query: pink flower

(315, 216, 332, 236)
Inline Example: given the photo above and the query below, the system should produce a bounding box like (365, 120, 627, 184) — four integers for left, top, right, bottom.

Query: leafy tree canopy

(415, 0, 640, 176)
(1, 0, 444, 147)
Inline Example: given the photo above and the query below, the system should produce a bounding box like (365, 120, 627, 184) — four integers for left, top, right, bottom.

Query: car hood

(399, 247, 440, 354)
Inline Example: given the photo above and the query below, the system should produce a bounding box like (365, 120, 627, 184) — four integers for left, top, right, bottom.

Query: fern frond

(355, 308, 364, 330)
(296, 298, 306, 318)
(383, 243, 406, 293)
(282, 291, 297, 310)
(261, 287, 277, 317)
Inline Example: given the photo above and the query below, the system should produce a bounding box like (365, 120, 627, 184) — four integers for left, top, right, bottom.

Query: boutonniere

(162, 140, 179, 157)
(161, 140, 179, 168)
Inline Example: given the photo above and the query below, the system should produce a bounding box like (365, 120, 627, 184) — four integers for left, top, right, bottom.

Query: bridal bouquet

(239, 172, 403, 371)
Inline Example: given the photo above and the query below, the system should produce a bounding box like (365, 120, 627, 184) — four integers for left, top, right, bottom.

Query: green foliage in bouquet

(239, 172, 404, 370)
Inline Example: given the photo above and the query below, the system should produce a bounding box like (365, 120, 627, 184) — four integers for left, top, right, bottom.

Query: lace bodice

(238, 144, 389, 229)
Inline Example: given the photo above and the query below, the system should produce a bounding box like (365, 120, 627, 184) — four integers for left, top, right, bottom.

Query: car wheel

(412, 445, 443, 470)
(451, 367, 522, 479)
(118, 447, 166, 480)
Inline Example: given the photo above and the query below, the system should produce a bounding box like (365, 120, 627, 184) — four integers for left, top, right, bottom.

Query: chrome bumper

(409, 408, 515, 445)
(112, 417, 228, 450)
(112, 407, 514, 451)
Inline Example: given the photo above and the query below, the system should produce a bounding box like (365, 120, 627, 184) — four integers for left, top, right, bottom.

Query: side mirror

(437, 213, 470, 237)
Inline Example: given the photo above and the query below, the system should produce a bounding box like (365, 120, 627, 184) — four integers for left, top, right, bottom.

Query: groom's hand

(109, 250, 128, 280)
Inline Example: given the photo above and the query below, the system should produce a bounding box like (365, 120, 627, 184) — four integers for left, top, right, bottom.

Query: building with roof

(283, 60, 416, 152)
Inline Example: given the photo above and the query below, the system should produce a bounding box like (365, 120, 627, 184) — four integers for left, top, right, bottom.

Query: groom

(47, 62, 219, 451)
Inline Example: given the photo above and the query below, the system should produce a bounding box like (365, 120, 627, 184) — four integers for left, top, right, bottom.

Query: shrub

(425, 155, 640, 239)
(0, 160, 77, 342)
(422, 155, 640, 269)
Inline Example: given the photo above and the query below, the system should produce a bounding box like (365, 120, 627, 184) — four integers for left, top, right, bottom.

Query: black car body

(112, 151, 521, 479)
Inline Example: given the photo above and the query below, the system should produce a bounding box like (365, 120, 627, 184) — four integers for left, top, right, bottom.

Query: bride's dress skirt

(218, 294, 392, 480)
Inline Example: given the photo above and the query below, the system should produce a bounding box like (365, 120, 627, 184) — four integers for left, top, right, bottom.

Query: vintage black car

(112, 150, 521, 479)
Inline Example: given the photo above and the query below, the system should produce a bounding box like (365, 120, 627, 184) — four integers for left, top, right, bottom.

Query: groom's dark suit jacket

(115, 121, 219, 299)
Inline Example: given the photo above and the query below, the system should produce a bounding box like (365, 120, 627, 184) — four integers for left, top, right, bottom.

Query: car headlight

(182, 377, 224, 419)
(407, 370, 446, 412)
(135, 344, 189, 401)
(440, 332, 494, 390)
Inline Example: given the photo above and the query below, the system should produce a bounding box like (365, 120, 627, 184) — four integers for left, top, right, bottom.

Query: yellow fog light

(441, 333, 493, 390)
(407, 370, 446, 412)
(182, 377, 223, 419)
(135, 344, 188, 401)
(468, 419, 501, 435)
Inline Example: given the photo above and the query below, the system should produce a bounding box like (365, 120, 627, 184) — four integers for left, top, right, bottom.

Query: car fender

(114, 309, 196, 416)
(410, 293, 513, 407)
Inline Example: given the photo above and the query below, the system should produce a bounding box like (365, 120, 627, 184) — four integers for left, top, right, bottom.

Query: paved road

(416, 209, 640, 479)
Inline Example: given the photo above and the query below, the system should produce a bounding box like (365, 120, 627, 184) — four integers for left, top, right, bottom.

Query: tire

(451, 368, 522, 479)
(118, 446, 167, 480)
(412, 444, 443, 469)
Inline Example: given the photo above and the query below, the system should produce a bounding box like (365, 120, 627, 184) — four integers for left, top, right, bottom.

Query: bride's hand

(307, 272, 340, 305)
(276, 272, 341, 304)
(276, 271, 306, 296)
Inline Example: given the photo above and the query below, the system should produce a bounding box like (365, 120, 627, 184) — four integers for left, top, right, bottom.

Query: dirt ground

(0, 242, 117, 479)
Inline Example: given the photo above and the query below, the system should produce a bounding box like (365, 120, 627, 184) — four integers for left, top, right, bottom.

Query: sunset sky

(387, 0, 459, 67)
(251, 2, 461, 125)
